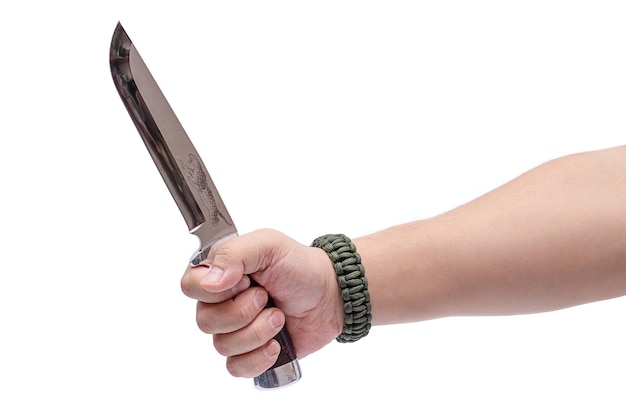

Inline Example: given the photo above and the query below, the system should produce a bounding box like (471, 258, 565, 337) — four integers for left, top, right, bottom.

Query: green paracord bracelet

(311, 234, 372, 343)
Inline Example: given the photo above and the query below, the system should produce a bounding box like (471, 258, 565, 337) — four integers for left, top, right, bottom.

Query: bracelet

(311, 234, 372, 343)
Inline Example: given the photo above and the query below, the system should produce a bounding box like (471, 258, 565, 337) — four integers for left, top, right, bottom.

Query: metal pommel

(254, 360, 302, 390)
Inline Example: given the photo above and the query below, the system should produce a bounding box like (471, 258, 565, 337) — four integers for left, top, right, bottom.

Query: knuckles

(210, 308, 280, 358)
(212, 333, 234, 357)
(194, 289, 266, 336)
(195, 302, 217, 334)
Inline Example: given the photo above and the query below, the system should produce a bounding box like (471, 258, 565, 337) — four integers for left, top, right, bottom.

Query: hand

(180, 229, 343, 378)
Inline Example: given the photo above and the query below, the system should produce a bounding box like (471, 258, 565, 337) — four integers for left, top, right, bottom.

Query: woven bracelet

(311, 234, 372, 343)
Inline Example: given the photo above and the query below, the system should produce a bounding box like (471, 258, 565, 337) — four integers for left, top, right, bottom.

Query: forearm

(355, 146, 626, 325)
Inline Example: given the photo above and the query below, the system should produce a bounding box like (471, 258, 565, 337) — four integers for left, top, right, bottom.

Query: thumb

(199, 230, 281, 292)
(198, 245, 245, 293)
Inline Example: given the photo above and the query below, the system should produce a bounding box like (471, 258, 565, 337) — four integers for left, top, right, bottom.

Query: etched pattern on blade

(180, 153, 233, 227)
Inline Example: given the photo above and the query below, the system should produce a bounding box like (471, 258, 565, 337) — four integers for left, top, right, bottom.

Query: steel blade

(110, 22, 236, 262)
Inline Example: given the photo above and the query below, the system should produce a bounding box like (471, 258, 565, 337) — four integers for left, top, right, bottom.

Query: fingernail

(201, 265, 224, 287)
(253, 290, 268, 310)
(269, 312, 284, 330)
(264, 340, 280, 357)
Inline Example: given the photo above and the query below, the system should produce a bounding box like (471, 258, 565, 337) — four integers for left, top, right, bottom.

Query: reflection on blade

(109, 23, 236, 252)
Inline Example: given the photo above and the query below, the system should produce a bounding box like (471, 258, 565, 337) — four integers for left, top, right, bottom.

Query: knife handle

(249, 276, 302, 390)
(190, 245, 301, 389)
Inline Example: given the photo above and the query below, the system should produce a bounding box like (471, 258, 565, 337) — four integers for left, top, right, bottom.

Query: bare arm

(359, 145, 626, 325)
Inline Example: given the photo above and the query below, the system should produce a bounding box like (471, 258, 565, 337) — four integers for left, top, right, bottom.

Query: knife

(109, 22, 301, 390)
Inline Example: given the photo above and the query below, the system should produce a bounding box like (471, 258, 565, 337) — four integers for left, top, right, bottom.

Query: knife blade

(109, 22, 301, 390)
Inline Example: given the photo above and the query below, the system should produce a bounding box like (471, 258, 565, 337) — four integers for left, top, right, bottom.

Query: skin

(180, 145, 626, 378)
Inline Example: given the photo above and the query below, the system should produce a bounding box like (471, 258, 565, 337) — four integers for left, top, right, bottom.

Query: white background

(2, 1, 626, 415)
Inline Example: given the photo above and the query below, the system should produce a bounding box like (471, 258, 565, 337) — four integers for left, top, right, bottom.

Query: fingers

(212, 306, 285, 357)
(196, 287, 268, 335)
(219, 309, 285, 378)
(195, 285, 286, 377)
(226, 340, 282, 378)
